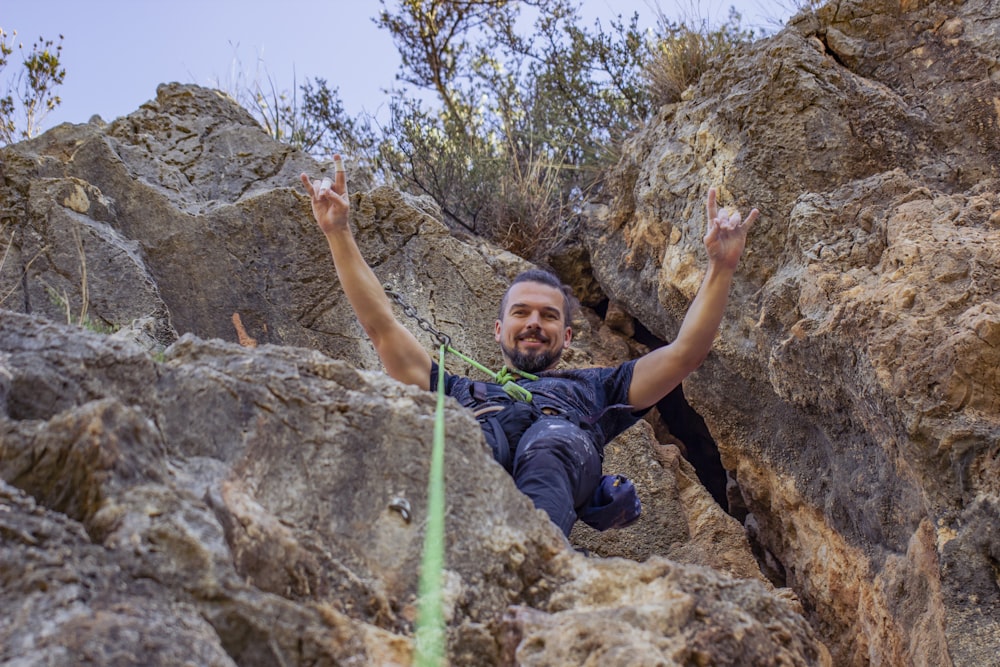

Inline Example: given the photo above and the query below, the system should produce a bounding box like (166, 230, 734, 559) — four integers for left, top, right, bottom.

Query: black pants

(511, 416, 602, 536)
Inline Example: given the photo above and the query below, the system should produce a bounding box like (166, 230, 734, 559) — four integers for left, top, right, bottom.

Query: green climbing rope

(442, 346, 538, 402)
(413, 344, 448, 667)
(387, 286, 541, 665)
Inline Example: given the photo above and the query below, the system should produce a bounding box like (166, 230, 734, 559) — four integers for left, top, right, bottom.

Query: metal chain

(384, 287, 452, 349)
(384, 285, 535, 402)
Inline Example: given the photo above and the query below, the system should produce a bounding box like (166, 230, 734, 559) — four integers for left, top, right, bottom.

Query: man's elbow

(630, 345, 709, 409)
(360, 313, 398, 346)
(362, 322, 381, 343)
(675, 342, 711, 377)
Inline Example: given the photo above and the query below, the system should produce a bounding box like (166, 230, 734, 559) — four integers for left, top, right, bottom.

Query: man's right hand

(300, 155, 349, 236)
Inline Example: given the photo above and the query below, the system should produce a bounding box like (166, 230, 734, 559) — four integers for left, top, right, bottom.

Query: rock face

(589, 0, 1000, 664)
(2, 0, 998, 660)
(0, 83, 824, 664)
(0, 313, 825, 665)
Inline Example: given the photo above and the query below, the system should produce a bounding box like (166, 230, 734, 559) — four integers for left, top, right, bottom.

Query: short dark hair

(498, 269, 577, 324)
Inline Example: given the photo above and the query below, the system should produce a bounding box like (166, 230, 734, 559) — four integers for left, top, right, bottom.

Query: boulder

(589, 0, 1000, 663)
(0, 311, 826, 665)
(0, 80, 817, 663)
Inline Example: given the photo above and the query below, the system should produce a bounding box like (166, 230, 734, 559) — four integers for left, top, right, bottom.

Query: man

(300, 158, 757, 536)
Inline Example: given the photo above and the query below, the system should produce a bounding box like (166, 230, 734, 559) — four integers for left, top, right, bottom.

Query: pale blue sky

(2, 0, 794, 131)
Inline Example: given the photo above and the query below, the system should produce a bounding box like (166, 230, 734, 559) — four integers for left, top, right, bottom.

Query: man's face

(494, 281, 572, 373)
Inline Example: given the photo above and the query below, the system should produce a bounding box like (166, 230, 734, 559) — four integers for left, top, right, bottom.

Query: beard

(500, 339, 563, 374)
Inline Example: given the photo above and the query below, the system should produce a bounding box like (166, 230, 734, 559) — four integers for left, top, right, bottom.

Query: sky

(2, 0, 796, 133)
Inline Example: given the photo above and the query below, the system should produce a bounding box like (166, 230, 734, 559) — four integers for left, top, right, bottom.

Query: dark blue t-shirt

(430, 359, 647, 455)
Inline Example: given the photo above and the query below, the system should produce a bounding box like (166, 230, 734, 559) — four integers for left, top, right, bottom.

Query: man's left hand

(704, 188, 758, 270)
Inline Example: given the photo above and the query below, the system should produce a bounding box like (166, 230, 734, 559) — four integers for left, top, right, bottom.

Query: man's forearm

(323, 226, 433, 389)
(629, 189, 754, 409)
(302, 170, 433, 389)
(627, 260, 736, 409)
(672, 260, 736, 370)
(324, 227, 396, 343)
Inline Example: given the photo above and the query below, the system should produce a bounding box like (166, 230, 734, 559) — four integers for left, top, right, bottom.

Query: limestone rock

(0, 311, 826, 665)
(9, 0, 996, 658)
(501, 557, 827, 667)
(0, 81, 819, 663)
(588, 0, 1000, 663)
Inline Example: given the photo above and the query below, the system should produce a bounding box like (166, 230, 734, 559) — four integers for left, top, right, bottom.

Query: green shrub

(0, 28, 65, 145)
(643, 8, 757, 107)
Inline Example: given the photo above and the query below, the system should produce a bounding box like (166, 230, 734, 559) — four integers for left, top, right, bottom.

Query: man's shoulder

(538, 358, 637, 381)
(532, 359, 638, 402)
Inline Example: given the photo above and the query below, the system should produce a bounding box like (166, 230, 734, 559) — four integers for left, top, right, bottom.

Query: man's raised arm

(300, 160, 432, 390)
(628, 188, 758, 410)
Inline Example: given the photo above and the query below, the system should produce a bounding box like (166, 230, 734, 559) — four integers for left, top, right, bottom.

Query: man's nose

(525, 312, 542, 327)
